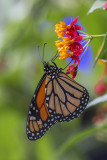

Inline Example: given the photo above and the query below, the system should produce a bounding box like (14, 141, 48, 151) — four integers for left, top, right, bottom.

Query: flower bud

(94, 80, 106, 95)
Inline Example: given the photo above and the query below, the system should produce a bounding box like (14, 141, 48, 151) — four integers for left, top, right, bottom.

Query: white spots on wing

(29, 111, 31, 115)
(44, 123, 47, 127)
(52, 76, 55, 79)
(51, 118, 54, 121)
(33, 94, 36, 98)
(32, 133, 34, 136)
(49, 109, 52, 113)
(33, 107, 35, 110)
(30, 116, 36, 120)
(73, 112, 76, 115)
(46, 103, 48, 107)
(46, 97, 49, 101)
(36, 133, 39, 136)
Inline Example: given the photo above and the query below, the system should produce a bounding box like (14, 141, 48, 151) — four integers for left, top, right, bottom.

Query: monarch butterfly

(26, 49, 89, 141)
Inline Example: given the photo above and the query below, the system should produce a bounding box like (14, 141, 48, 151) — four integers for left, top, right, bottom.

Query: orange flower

(55, 22, 67, 38)
(62, 37, 71, 49)
(59, 48, 69, 60)
(59, 49, 73, 60)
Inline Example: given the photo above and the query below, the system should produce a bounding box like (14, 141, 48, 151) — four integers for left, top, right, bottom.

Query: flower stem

(82, 33, 107, 40)
(80, 39, 89, 44)
(91, 34, 106, 38)
(80, 40, 91, 61)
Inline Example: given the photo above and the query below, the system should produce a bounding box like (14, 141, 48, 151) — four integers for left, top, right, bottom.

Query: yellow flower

(59, 48, 74, 60)
(56, 39, 74, 59)
(55, 40, 64, 52)
(56, 40, 63, 48)
(62, 37, 70, 49)
(55, 21, 67, 38)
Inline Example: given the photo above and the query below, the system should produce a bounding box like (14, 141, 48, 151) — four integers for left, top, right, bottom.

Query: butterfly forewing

(26, 74, 57, 140)
(45, 73, 89, 122)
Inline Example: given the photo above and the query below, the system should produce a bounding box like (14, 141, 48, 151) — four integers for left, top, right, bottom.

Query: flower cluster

(55, 17, 83, 79)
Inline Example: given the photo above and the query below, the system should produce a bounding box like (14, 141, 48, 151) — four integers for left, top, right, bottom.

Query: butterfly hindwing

(45, 73, 89, 122)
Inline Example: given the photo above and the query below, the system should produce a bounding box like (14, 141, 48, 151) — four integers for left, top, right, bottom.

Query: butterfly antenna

(42, 43, 47, 62)
(38, 45, 43, 63)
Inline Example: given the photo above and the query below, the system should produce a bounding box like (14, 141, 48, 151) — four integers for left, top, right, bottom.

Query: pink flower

(104, 2, 107, 10)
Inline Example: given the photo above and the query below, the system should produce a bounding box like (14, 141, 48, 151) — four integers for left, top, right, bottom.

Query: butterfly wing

(45, 72, 89, 122)
(26, 74, 57, 140)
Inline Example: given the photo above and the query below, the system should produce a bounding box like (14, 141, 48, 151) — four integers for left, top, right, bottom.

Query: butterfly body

(26, 62, 89, 140)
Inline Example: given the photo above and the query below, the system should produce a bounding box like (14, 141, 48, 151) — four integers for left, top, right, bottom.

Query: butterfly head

(43, 62, 62, 77)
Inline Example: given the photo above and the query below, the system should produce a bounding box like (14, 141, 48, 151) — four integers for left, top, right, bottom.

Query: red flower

(69, 42, 83, 55)
(66, 64, 78, 79)
(66, 17, 82, 39)
(70, 55, 80, 64)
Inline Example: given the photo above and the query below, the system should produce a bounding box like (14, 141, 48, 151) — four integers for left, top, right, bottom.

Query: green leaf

(92, 33, 107, 68)
(87, 1, 106, 15)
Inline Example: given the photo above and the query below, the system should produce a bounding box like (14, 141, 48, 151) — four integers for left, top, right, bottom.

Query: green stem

(80, 39, 89, 44)
(83, 40, 90, 49)
(53, 123, 107, 160)
(79, 30, 90, 36)
(91, 34, 106, 38)
(82, 34, 106, 40)
(79, 40, 91, 61)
